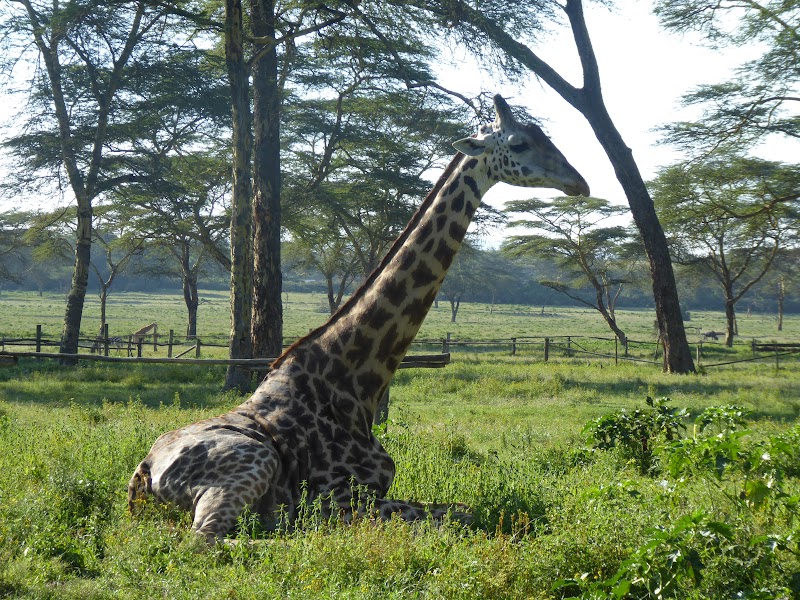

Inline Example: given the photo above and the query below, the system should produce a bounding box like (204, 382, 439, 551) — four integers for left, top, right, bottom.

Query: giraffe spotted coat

(128, 94, 589, 541)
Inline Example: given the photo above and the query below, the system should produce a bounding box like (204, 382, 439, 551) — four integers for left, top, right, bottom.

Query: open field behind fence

(2, 289, 798, 343)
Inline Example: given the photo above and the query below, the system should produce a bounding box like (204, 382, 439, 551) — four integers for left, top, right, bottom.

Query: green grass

(1, 292, 799, 598)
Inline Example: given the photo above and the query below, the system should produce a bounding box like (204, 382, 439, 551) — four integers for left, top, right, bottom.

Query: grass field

(0, 292, 799, 598)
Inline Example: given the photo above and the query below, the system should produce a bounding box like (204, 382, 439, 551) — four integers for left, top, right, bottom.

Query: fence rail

(2, 326, 798, 370)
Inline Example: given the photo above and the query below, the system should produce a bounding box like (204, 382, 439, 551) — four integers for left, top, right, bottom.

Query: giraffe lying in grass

(128, 94, 589, 541)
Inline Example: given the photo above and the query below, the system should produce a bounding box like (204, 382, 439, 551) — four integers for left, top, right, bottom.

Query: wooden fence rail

(3, 326, 800, 371)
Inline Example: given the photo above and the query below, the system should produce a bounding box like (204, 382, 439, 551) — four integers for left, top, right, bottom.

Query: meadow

(0, 291, 799, 598)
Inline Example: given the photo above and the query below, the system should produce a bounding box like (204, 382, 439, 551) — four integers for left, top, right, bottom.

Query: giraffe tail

(128, 461, 152, 514)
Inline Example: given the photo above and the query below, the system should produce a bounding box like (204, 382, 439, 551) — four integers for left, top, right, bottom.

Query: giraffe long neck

(271, 153, 492, 420)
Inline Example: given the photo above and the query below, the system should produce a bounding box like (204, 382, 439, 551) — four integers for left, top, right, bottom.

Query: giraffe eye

(509, 141, 529, 153)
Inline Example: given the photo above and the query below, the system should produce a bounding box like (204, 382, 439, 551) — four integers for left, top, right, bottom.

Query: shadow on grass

(0, 359, 250, 409)
(563, 373, 800, 422)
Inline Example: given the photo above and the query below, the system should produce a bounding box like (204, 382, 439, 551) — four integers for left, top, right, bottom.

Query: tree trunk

(596, 302, 627, 348)
(250, 0, 284, 359)
(777, 276, 784, 331)
(224, 0, 254, 393)
(326, 275, 338, 315)
(724, 298, 736, 347)
(184, 274, 199, 339)
(585, 106, 691, 371)
(563, 0, 693, 373)
(59, 202, 92, 361)
(99, 284, 108, 334)
(450, 299, 460, 323)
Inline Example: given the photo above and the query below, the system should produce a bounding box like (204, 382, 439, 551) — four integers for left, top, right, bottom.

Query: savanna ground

(0, 291, 799, 598)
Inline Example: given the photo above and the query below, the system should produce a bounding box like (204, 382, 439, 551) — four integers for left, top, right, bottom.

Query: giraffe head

(453, 94, 590, 197)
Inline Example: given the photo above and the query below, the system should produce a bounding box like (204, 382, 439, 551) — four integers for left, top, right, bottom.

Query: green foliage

(556, 512, 735, 599)
(655, 0, 800, 153)
(584, 397, 687, 474)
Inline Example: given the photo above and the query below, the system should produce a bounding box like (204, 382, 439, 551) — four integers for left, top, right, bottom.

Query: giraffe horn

(493, 94, 516, 128)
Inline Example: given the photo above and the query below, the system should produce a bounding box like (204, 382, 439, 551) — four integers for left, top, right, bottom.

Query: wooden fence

(2, 326, 799, 371)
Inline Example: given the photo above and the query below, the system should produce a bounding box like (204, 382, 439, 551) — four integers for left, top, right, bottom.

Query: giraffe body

(129, 95, 589, 541)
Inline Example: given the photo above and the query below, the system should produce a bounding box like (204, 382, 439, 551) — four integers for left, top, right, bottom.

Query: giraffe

(128, 94, 590, 542)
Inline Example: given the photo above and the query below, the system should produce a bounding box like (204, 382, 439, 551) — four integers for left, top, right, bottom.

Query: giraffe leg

(329, 488, 472, 525)
(192, 487, 245, 542)
(188, 443, 281, 543)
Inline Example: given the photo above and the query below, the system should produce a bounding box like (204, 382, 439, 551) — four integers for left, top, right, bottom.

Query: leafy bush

(583, 397, 687, 474)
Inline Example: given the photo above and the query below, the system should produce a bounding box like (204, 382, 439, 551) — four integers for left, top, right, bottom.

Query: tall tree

(223, 0, 255, 390)
(222, 0, 349, 389)
(250, 0, 283, 360)
(652, 155, 799, 345)
(503, 196, 636, 345)
(411, 0, 696, 372)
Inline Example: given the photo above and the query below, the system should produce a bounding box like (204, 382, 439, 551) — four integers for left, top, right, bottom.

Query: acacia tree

(0, 1, 199, 359)
(288, 217, 360, 315)
(439, 242, 486, 323)
(652, 155, 799, 345)
(503, 196, 637, 345)
(90, 217, 145, 338)
(655, 0, 799, 155)
(280, 23, 469, 310)
(410, 0, 695, 372)
(116, 150, 231, 338)
(0, 0, 230, 359)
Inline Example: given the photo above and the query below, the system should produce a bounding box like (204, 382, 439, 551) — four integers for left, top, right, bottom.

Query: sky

(1, 3, 796, 226)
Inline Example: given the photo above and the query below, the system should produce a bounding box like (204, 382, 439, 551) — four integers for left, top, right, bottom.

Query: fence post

(511, 337, 516, 356)
(36, 324, 42, 353)
(567, 336, 572, 358)
(126, 335, 133, 357)
(615, 337, 618, 365)
(696, 343, 701, 366)
(137, 337, 143, 358)
(442, 332, 451, 354)
(153, 331, 158, 353)
(544, 337, 549, 362)
(195, 338, 201, 358)
(168, 329, 174, 358)
(775, 347, 779, 371)
(101, 323, 109, 356)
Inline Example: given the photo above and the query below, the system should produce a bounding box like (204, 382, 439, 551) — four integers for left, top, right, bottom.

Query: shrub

(583, 397, 687, 474)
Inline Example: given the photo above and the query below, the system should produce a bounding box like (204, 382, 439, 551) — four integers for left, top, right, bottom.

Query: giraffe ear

(453, 136, 487, 157)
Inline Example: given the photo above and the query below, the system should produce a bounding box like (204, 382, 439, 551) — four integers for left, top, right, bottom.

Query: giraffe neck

(271, 153, 493, 420)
